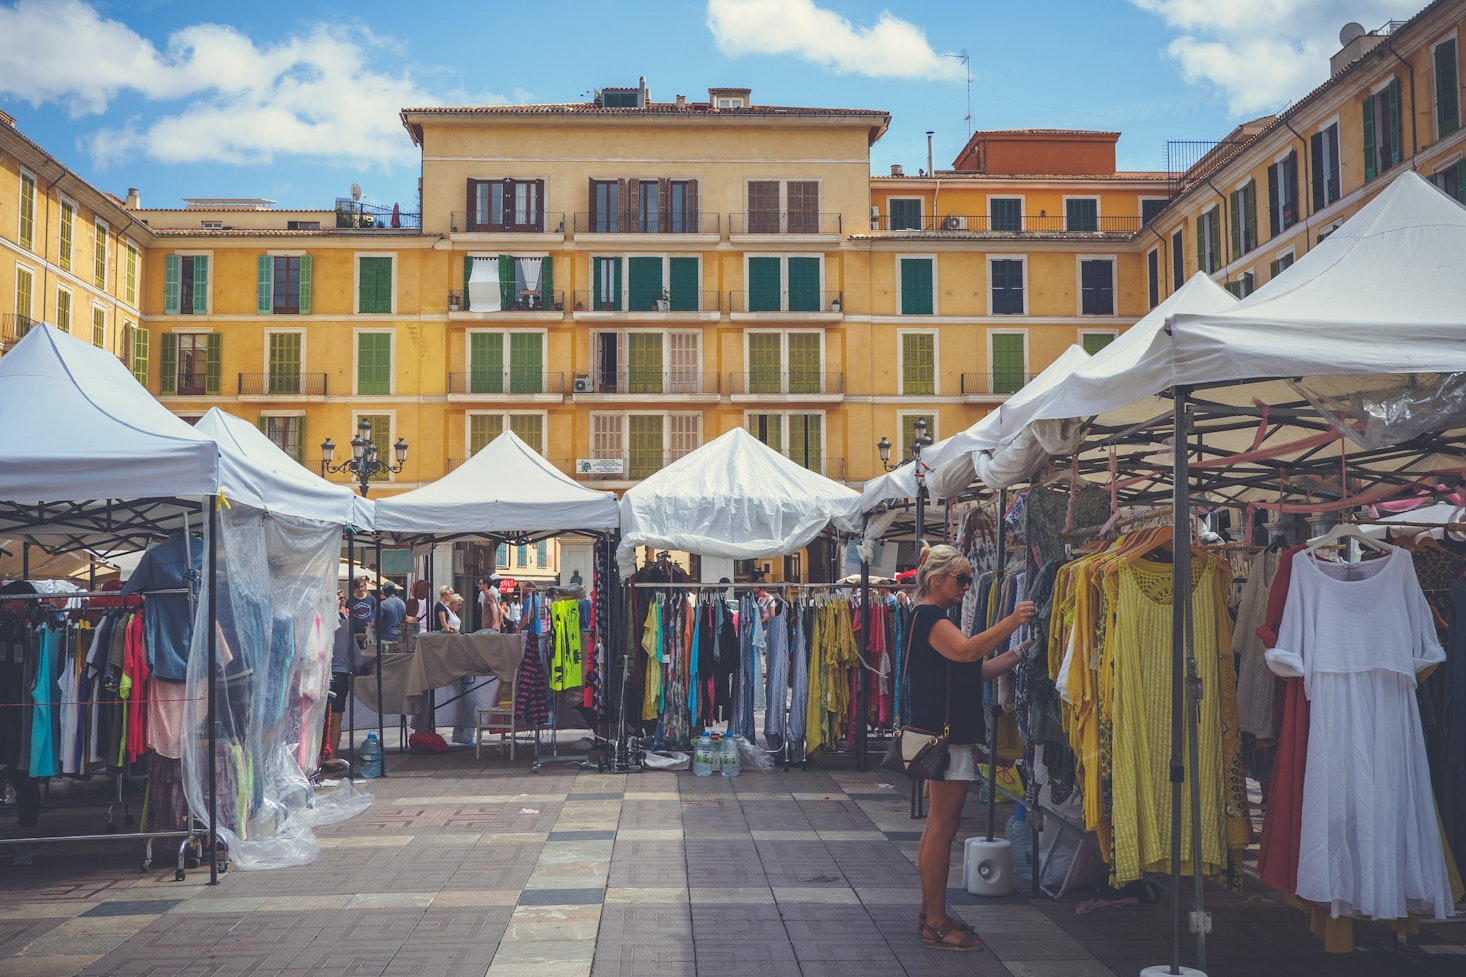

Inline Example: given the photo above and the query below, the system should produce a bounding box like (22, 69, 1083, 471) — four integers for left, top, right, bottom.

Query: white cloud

(706, 0, 963, 82)
(0, 0, 505, 170)
(1130, 1, 1405, 115)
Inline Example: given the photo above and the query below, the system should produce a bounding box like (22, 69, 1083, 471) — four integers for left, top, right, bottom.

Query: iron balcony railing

(960, 371, 1034, 396)
(450, 211, 567, 234)
(727, 372, 845, 396)
(449, 289, 565, 313)
(571, 288, 720, 313)
(449, 456, 573, 473)
(237, 372, 328, 396)
(578, 452, 842, 481)
(2, 313, 37, 348)
(872, 213, 1144, 234)
(571, 370, 721, 396)
(728, 289, 843, 314)
(168, 372, 212, 396)
(728, 211, 843, 235)
(572, 212, 720, 234)
(447, 371, 566, 395)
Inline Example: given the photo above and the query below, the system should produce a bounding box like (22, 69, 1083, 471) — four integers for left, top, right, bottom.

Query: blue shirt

(376, 595, 406, 641)
(121, 531, 203, 682)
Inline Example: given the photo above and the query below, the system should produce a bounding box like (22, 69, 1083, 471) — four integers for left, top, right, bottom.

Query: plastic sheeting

(1288, 373, 1466, 450)
(182, 503, 370, 870)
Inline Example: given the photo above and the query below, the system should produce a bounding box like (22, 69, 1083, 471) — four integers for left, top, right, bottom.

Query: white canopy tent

(617, 427, 861, 577)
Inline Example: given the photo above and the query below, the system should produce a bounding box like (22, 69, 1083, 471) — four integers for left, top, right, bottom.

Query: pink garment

(145, 677, 188, 760)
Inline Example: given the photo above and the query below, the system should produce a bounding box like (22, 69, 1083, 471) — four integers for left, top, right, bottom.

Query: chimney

(926, 131, 935, 177)
(676, 94, 686, 107)
(638, 75, 648, 108)
(125, 188, 140, 209)
(890, 164, 904, 177)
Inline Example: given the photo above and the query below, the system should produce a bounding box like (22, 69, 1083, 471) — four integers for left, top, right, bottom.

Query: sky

(0, 0, 1415, 213)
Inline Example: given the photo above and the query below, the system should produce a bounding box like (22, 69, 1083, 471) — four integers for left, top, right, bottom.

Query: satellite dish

(350, 183, 362, 201)
(1339, 22, 1366, 46)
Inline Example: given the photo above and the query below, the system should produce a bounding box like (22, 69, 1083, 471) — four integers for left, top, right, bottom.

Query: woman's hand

(1003, 600, 1037, 636)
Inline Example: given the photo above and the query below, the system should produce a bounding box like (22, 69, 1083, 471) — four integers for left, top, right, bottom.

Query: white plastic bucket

(963, 837, 1015, 896)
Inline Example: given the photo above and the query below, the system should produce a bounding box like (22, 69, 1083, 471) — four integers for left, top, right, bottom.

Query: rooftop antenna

(949, 50, 972, 138)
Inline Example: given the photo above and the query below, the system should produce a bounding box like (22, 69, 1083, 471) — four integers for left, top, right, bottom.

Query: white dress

(1265, 547, 1452, 920)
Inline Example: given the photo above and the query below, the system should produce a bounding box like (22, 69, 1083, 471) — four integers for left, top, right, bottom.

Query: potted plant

(655, 287, 671, 312)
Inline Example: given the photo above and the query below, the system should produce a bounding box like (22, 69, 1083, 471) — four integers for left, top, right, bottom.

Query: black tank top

(906, 604, 986, 745)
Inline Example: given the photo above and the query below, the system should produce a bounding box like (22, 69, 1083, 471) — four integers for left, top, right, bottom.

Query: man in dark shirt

(348, 576, 377, 651)
(376, 582, 407, 651)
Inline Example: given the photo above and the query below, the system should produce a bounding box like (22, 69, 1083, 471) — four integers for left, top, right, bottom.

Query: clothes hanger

(1305, 521, 1393, 558)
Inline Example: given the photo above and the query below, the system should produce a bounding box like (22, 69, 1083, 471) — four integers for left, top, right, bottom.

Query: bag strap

(904, 603, 953, 738)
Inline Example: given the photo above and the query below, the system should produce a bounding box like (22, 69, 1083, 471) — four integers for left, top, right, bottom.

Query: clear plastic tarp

(1288, 373, 1466, 450)
(182, 503, 371, 869)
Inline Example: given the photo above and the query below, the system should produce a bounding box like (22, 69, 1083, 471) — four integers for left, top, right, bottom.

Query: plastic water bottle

(693, 731, 715, 777)
(1005, 806, 1032, 882)
(719, 733, 741, 778)
(359, 733, 383, 779)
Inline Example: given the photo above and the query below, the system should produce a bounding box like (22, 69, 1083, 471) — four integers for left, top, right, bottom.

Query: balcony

(960, 372, 1033, 401)
(728, 372, 844, 400)
(571, 212, 720, 236)
(167, 372, 212, 397)
(449, 456, 573, 474)
(2, 313, 37, 349)
(577, 452, 843, 482)
(570, 370, 720, 399)
(238, 372, 328, 398)
(571, 289, 720, 316)
(449, 211, 566, 238)
(446, 371, 566, 397)
(869, 213, 1142, 237)
(728, 211, 843, 237)
(728, 290, 843, 319)
(449, 290, 565, 314)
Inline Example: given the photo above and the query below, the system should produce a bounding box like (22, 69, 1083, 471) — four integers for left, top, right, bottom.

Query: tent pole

(206, 499, 219, 885)
(985, 487, 1007, 844)
(346, 529, 356, 771)
(375, 535, 386, 777)
(1183, 406, 1207, 971)
(857, 519, 870, 772)
(1166, 385, 1192, 974)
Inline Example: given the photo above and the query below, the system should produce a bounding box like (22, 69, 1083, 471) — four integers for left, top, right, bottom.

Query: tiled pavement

(3, 748, 1464, 977)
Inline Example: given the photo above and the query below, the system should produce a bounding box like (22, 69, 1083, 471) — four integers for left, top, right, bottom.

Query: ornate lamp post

(321, 418, 408, 496)
(877, 417, 933, 549)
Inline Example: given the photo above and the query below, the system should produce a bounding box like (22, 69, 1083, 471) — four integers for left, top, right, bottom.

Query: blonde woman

(910, 544, 1034, 951)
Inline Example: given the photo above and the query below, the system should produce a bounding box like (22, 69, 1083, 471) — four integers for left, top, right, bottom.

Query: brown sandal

(921, 920, 985, 952)
(916, 911, 974, 935)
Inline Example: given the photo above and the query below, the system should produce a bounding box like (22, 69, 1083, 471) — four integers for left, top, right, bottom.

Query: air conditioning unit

(943, 215, 967, 230)
(573, 374, 594, 393)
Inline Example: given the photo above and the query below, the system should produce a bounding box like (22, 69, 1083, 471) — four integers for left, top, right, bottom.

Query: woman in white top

(444, 592, 464, 633)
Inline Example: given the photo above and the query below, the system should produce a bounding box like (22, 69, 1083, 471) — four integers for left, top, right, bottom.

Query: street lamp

(878, 418, 933, 552)
(322, 418, 408, 496)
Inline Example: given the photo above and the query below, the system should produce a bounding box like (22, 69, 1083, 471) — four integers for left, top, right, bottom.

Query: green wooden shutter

(787, 332, 821, 393)
(748, 333, 782, 393)
(499, 254, 515, 310)
(359, 414, 391, 482)
(593, 257, 622, 310)
(1363, 90, 1377, 181)
(470, 332, 504, 393)
(205, 333, 222, 395)
(900, 414, 936, 455)
(748, 257, 781, 312)
(268, 333, 302, 393)
(1388, 77, 1402, 168)
(1267, 164, 1280, 237)
(257, 255, 273, 314)
(1438, 40, 1460, 136)
(788, 413, 822, 472)
(628, 415, 664, 479)
(901, 332, 934, 394)
(1081, 333, 1114, 354)
(1196, 217, 1205, 274)
(627, 333, 664, 393)
(298, 255, 312, 314)
(1310, 131, 1325, 211)
(160, 333, 177, 394)
(508, 332, 543, 393)
(469, 414, 504, 454)
(463, 255, 473, 311)
(1246, 179, 1258, 253)
(628, 256, 663, 311)
(131, 328, 149, 385)
(900, 258, 933, 315)
(669, 257, 698, 311)
(787, 257, 820, 311)
(359, 257, 391, 313)
(191, 256, 209, 315)
(509, 413, 544, 453)
(165, 255, 181, 315)
(747, 413, 783, 451)
(541, 256, 554, 307)
(991, 333, 1025, 394)
(357, 333, 391, 395)
(1229, 190, 1241, 260)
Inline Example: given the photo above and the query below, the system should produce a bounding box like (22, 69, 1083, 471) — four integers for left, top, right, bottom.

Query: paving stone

(589, 940, 695, 977)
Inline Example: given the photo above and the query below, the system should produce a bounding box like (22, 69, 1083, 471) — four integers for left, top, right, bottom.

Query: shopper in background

(504, 590, 523, 633)
(477, 576, 503, 632)
(322, 590, 356, 774)
(376, 582, 406, 651)
(347, 576, 377, 650)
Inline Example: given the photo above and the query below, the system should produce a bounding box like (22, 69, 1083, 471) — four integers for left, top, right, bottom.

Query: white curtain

(468, 256, 500, 312)
(520, 257, 542, 299)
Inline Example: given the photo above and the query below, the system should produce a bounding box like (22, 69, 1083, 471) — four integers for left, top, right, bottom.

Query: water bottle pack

(719, 733, 741, 778)
(1005, 806, 1032, 882)
(359, 732, 383, 779)
(693, 732, 715, 777)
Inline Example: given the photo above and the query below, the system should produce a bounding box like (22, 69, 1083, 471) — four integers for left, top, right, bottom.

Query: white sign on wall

(577, 458, 624, 474)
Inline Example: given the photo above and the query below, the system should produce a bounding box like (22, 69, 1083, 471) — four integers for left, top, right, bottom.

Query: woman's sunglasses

(953, 573, 973, 588)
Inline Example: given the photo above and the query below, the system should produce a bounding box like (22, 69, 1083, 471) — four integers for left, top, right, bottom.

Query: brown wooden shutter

(658, 179, 671, 233)
(788, 181, 819, 233)
(533, 179, 545, 231)
(748, 180, 778, 232)
(687, 180, 699, 232)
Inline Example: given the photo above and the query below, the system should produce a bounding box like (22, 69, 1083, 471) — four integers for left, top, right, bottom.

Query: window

(356, 332, 392, 395)
(164, 254, 209, 314)
(517, 545, 528, 567)
(1269, 251, 1296, 279)
(260, 415, 304, 463)
(1141, 198, 1168, 224)
(990, 333, 1026, 394)
(356, 414, 392, 483)
(126, 323, 148, 385)
(358, 256, 393, 313)
(286, 220, 321, 231)
(746, 331, 822, 394)
(1147, 247, 1160, 309)
(124, 242, 138, 306)
(465, 254, 553, 311)
(1363, 78, 1403, 181)
(59, 200, 74, 271)
(467, 178, 544, 232)
(636, 180, 659, 233)
(18, 171, 35, 251)
(1436, 37, 1459, 138)
(899, 257, 934, 314)
(1065, 197, 1098, 232)
(1197, 206, 1221, 274)
(14, 267, 33, 329)
(1171, 228, 1185, 291)
(55, 287, 71, 333)
(589, 180, 621, 233)
(94, 220, 108, 289)
(1268, 152, 1300, 236)
(592, 330, 702, 394)
(746, 179, 819, 233)
(1432, 159, 1466, 204)
(1229, 179, 1258, 258)
(1080, 259, 1115, 315)
(746, 255, 822, 312)
(888, 198, 922, 230)
(201, 221, 222, 230)
(1081, 332, 1116, 354)
(267, 332, 303, 394)
(467, 330, 544, 394)
(1311, 121, 1342, 210)
(990, 197, 1021, 232)
(537, 541, 548, 569)
(901, 332, 935, 395)
(469, 413, 545, 454)
(257, 255, 311, 315)
(747, 412, 824, 473)
(989, 258, 1024, 315)
(91, 305, 105, 347)
(1224, 271, 1256, 299)
(899, 413, 937, 454)
(161, 332, 220, 396)
(667, 180, 697, 234)
(496, 544, 508, 566)
(593, 256, 622, 310)
(631, 414, 699, 478)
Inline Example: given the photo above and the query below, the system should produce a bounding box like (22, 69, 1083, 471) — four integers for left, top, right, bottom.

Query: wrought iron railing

(449, 289, 565, 313)
(572, 212, 720, 234)
(237, 372, 328, 396)
(960, 372, 1033, 396)
(2, 313, 37, 348)
(728, 211, 843, 234)
(450, 211, 566, 234)
(570, 371, 720, 395)
(728, 290, 843, 314)
(727, 372, 845, 396)
(571, 289, 719, 313)
(870, 213, 1143, 234)
(447, 371, 565, 395)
